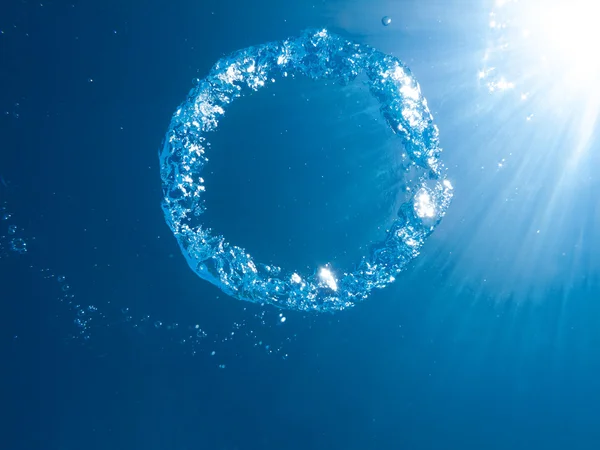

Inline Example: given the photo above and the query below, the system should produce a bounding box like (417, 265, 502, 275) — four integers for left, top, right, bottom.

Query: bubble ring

(160, 29, 453, 312)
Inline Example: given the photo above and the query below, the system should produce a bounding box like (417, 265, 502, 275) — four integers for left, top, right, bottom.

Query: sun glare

(459, 0, 600, 303)
(482, 0, 600, 157)
(527, 1, 600, 87)
(484, 0, 600, 93)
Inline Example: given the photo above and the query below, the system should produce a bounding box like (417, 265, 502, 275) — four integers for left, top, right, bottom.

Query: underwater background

(2, 0, 600, 449)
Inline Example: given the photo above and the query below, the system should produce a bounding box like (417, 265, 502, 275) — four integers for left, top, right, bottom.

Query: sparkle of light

(318, 267, 338, 291)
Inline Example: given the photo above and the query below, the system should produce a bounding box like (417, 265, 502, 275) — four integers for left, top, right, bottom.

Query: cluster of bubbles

(0, 197, 294, 363)
(1, 201, 86, 337)
(1, 208, 27, 255)
(160, 29, 452, 312)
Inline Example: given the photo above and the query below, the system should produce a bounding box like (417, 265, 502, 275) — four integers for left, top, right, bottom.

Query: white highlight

(318, 267, 338, 291)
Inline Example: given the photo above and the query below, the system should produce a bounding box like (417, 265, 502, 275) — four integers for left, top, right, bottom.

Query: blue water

(2, 0, 600, 449)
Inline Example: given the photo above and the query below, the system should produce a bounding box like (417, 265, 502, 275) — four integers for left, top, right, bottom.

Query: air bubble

(160, 29, 452, 312)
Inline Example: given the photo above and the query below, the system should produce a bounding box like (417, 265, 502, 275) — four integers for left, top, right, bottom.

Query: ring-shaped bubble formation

(160, 29, 453, 312)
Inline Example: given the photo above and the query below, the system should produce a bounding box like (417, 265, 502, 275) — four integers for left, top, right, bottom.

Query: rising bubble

(160, 29, 452, 312)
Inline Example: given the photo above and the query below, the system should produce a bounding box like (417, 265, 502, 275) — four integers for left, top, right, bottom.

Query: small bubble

(2, 213, 12, 220)
(154, 321, 163, 328)
(57, 275, 66, 283)
(211, 350, 216, 356)
(61, 284, 71, 292)
(8, 224, 17, 234)
(382, 16, 392, 26)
